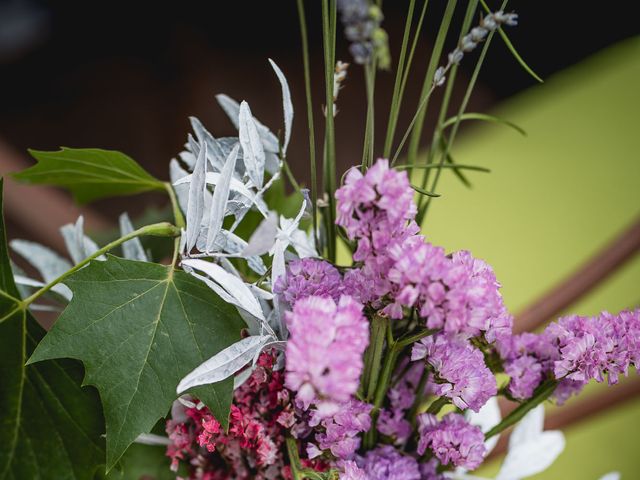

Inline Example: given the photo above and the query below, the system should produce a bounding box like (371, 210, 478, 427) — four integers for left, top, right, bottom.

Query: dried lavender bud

(338, 0, 389, 68)
(434, 67, 446, 86)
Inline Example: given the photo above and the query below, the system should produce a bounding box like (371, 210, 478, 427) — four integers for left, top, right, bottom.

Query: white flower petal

(466, 396, 501, 455)
(496, 431, 565, 480)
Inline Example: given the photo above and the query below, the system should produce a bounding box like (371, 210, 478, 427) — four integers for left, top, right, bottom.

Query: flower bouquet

(1, 1, 637, 480)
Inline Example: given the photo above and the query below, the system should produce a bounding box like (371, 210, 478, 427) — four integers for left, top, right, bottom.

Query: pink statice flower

(546, 308, 640, 387)
(274, 258, 344, 306)
(338, 460, 367, 480)
(335, 158, 420, 303)
(412, 334, 496, 412)
(387, 243, 512, 341)
(310, 399, 372, 460)
(335, 158, 416, 242)
(417, 412, 486, 470)
(357, 445, 422, 480)
(377, 361, 426, 443)
(285, 295, 369, 415)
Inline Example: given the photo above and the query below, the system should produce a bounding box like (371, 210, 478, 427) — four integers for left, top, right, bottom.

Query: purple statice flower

(385, 237, 449, 319)
(342, 266, 378, 305)
(498, 332, 556, 400)
(285, 295, 369, 415)
(504, 354, 543, 400)
(387, 244, 512, 341)
(310, 399, 372, 460)
(274, 258, 343, 306)
(498, 308, 640, 403)
(553, 378, 587, 405)
(417, 412, 486, 470)
(449, 250, 513, 342)
(377, 362, 426, 443)
(335, 159, 420, 305)
(546, 309, 640, 386)
(412, 334, 497, 412)
(336, 158, 416, 243)
(357, 445, 421, 480)
(338, 460, 367, 480)
(420, 458, 446, 480)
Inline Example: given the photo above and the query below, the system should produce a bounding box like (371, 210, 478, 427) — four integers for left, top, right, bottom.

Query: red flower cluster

(165, 351, 326, 479)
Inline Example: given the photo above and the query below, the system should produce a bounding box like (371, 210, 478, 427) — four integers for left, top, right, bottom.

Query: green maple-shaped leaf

(13, 147, 165, 203)
(27, 254, 246, 470)
(0, 179, 106, 479)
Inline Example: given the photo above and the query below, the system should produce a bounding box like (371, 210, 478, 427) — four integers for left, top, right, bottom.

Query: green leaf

(27, 255, 246, 470)
(411, 184, 441, 197)
(442, 112, 527, 136)
(14, 148, 165, 203)
(0, 178, 106, 480)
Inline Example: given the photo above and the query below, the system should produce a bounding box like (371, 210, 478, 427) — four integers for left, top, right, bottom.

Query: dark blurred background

(0, 0, 638, 248)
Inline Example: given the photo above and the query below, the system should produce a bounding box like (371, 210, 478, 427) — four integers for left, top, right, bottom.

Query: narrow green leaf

(27, 255, 246, 470)
(14, 148, 165, 203)
(442, 112, 527, 136)
(396, 164, 490, 173)
(479, 0, 543, 83)
(0, 178, 106, 480)
(411, 184, 441, 197)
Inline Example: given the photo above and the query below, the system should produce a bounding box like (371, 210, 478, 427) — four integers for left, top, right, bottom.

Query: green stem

(283, 160, 303, 195)
(396, 327, 439, 349)
(362, 62, 377, 169)
(416, 0, 478, 221)
(296, 0, 319, 248)
(321, 0, 337, 262)
(426, 395, 449, 414)
(21, 222, 180, 307)
(485, 379, 558, 439)
(406, 0, 457, 167)
(362, 315, 389, 400)
(420, 0, 506, 222)
(164, 182, 185, 230)
(408, 368, 429, 425)
(286, 436, 303, 480)
(383, 0, 416, 159)
(365, 339, 401, 449)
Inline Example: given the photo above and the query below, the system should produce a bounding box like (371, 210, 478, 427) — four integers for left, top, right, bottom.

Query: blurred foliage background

(0, 1, 638, 478)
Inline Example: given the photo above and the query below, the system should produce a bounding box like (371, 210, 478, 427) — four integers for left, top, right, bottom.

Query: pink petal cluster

(412, 334, 497, 412)
(498, 309, 640, 403)
(547, 309, 640, 386)
(417, 412, 486, 470)
(335, 158, 416, 245)
(309, 399, 372, 460)
(165, 352, 328, 479)
(274, 258, 344, 306)
(335, 159, 420, 302)
(377, 362, 426, 443)
(285, 295, 369, 415)
(387, 242, 512, 341)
